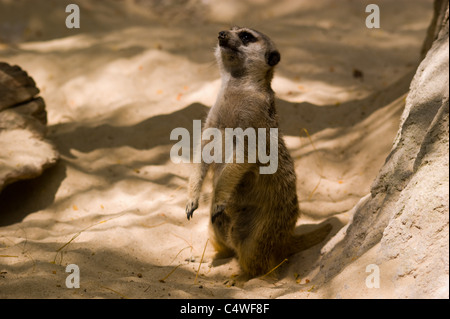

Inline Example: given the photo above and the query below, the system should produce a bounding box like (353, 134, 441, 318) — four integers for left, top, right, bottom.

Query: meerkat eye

(239, 31, 257, 45)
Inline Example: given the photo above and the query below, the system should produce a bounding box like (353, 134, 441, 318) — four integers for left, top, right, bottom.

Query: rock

(13, 97, 47, 125)
(0, 62, 59, 193)
(421, 0, 449, 59)
(318, 5, 449, 298)
(0, 62, 40, 111)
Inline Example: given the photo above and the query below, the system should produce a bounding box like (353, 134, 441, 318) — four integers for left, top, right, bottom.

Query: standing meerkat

(185, 26, 331, 278)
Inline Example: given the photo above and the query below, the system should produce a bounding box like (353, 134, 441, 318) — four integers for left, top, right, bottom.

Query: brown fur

(186, 27, 331, 277)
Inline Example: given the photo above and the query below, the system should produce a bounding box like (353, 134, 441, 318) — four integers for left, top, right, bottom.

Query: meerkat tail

(287, 223, 332, 255)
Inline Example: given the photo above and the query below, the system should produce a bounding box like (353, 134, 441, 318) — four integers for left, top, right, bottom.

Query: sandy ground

(0, 0, 433, 298)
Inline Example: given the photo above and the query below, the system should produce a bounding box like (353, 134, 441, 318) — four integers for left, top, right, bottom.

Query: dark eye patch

(238, 31, 257, 45)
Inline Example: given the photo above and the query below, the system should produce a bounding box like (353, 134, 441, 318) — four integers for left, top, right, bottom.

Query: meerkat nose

(218, 31, 228, 40)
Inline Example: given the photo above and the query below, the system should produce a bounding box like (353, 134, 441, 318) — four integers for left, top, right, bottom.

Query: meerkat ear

(267, 50, 280, 66)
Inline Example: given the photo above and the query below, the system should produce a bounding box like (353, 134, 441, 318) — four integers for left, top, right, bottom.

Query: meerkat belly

(224, 159, 299, 244)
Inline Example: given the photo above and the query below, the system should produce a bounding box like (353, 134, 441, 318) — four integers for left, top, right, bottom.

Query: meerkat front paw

(211, 203, 226, 224)
(186, 198, 199, 220)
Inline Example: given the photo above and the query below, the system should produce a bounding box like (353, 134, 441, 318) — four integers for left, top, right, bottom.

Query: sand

(0, 0, 433, 298)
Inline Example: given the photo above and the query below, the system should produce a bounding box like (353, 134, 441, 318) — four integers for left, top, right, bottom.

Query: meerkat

(185, 26, 331, 278)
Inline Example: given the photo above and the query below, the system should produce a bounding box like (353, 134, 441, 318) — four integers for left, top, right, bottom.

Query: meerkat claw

(186, 200, 198, 220)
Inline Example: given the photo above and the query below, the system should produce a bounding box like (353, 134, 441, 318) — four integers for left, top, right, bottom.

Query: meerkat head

(215, 26, 280, 84)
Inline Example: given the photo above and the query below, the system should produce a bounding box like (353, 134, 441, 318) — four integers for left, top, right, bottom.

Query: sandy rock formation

(318, 5, 449, 298)
(0, 62, 59, 193)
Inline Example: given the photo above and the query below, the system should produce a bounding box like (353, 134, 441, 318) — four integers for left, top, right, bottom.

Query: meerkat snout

(218, 31, 227, 40)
